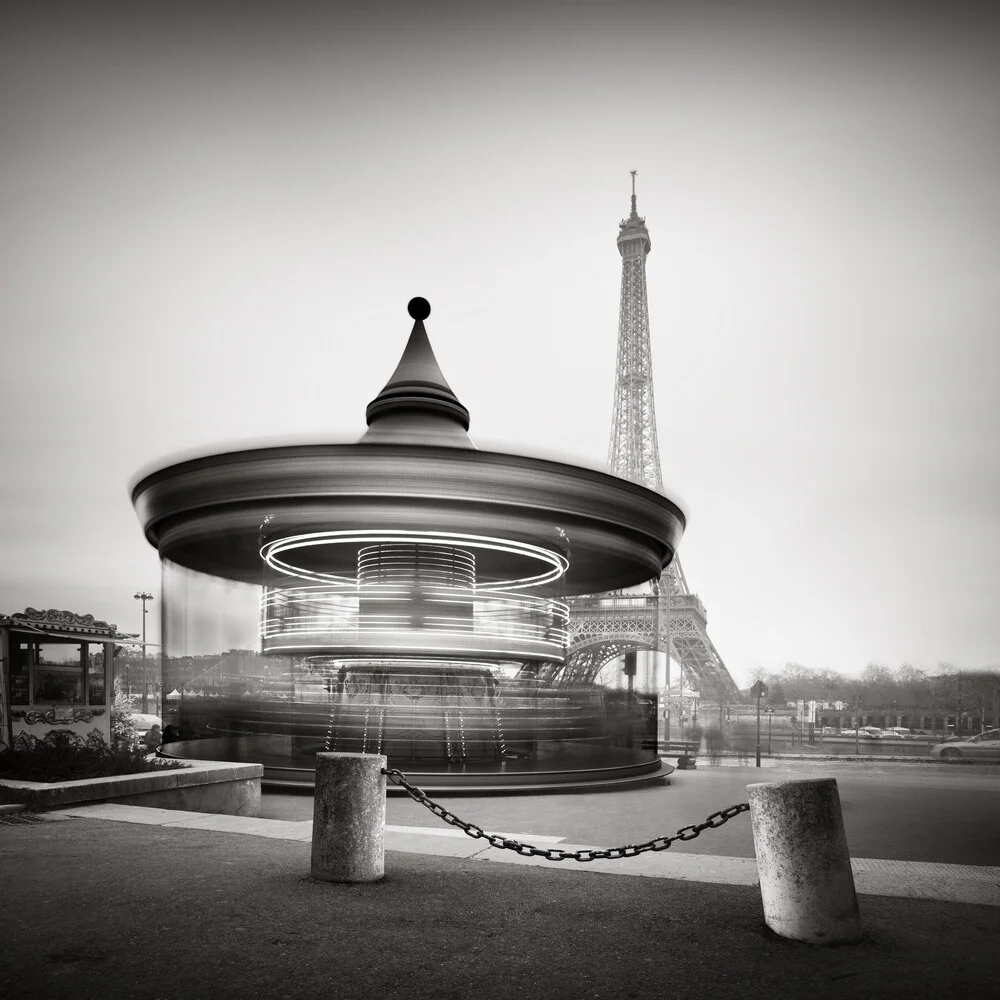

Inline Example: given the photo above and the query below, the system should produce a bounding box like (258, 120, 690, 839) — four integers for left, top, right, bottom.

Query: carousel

(131, 298, 686, 790)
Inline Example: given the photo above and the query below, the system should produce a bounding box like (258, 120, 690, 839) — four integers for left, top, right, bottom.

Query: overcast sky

(2, 1, 998, 687)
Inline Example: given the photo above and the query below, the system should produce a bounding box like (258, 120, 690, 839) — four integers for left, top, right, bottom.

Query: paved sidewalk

(2, 807, 999, 999)
(51, 803, 1000, 906)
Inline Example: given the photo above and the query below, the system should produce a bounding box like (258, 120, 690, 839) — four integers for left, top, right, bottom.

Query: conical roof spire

(360, 297, 475, 448)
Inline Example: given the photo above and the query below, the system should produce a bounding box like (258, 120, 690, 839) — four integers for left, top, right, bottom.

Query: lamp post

(855, 695, 863, 756)
(751, 680, 767, 767)
(765, 704, 774, 754)
(134, 591, 153, 713)
(623, 650, 637, 748)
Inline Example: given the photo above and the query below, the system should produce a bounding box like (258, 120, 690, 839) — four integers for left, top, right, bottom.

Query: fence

(307, 752, 864, 946)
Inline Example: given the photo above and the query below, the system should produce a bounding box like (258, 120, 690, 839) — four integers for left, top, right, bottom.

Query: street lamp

(134, 591, 153, 713)
(623, 650, 637, 748)
(751, 680, 767, 767)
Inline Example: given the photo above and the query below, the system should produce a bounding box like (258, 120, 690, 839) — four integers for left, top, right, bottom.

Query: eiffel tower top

(608, 173, 661, 493)
(607, 173, 691, 595)
(618, 169, 651, 255)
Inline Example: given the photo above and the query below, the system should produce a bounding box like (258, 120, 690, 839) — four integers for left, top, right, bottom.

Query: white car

(930, 729, 1000, 761)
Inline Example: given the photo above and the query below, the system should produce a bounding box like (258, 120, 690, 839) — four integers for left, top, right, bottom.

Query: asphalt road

(261, 759, 1000, 866)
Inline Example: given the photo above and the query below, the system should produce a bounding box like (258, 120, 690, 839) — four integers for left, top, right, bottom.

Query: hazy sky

(2, 1, 998, 687)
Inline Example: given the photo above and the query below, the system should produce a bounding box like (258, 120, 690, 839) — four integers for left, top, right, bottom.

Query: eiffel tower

(561, 173, 739, 704)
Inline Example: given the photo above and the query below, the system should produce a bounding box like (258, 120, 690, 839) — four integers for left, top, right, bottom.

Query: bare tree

(962, 669, 1000, 731)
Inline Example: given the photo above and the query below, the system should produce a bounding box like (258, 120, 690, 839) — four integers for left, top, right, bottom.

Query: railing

(566, 593, 707, 616)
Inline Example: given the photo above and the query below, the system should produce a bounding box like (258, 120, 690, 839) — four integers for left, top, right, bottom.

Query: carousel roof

(131, 299, 686, 594)
(361, 297, 473, 448)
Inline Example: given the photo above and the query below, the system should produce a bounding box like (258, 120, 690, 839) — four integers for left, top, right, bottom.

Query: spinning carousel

(132, 299, 686, 790)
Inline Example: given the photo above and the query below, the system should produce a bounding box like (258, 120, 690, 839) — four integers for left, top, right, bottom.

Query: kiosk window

(12, 640, 108, 706)
(32, 643, 85, 704)
(9, 661, 29, 704)
(87, 648, 107, 705)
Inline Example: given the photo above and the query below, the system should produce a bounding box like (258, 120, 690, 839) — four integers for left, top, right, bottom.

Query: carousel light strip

(259, 619, 570, 643)
(261, 639, 567, 658)
(264, 628, 567, 644)
(260, 583, 569, 614)
(260, 608, 568, 639)
(260, 530, 568, 591)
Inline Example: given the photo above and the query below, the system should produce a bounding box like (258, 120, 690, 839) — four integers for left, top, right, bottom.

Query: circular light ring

(260, 530, 568, 591)
(299, 656, 502, 672)
(260, 632, 569, 663)
(260, 582, 568, 611)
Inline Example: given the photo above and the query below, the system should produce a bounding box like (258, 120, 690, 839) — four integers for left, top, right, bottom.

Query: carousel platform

(158, 738, 673, 794)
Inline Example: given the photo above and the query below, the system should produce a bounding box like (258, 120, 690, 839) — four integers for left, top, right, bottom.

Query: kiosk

(0, 608, 136, 747)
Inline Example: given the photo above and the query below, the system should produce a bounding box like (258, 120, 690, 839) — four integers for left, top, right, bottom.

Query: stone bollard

(747, 778, 862, 945)
(311, 752, 387, 883)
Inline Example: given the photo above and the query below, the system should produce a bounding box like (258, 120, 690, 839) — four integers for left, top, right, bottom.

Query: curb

(0, 758, 263, 811)
(664, 751, 1000, 767)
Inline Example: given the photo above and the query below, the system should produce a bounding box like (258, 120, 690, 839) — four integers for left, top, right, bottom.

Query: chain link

(383, 767, 749, 862)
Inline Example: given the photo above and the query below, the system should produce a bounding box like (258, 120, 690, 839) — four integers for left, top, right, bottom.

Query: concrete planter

(0, 758, 262, 816)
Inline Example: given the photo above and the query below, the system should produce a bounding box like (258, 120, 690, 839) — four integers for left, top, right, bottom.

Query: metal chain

(383, 767, 749, 862)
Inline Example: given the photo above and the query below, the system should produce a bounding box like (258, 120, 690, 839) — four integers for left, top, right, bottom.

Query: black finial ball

(408, 297, 431, 321)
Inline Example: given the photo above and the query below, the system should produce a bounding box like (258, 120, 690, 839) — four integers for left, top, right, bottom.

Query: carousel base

(158, 738, 674, 794)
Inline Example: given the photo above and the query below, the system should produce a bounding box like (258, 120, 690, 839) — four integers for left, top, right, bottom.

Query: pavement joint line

(42, 803, 1000, 905)
(385, 823, 564, 842)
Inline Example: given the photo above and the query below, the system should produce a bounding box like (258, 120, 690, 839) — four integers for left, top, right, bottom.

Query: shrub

(0, 729, 186, 783)
(111, 677, 142, 752)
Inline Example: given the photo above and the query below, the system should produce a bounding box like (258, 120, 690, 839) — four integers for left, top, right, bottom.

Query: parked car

(875, 730, 906, 740)
(929, 729, 1000, 761)
(885, 727, 918, 739)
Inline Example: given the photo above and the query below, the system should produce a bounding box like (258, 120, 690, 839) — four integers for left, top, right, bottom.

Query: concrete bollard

(311, 752, 387, 883)
(747, 778, 862, 945)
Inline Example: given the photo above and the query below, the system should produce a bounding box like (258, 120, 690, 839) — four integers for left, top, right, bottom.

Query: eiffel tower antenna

(563, 174, 739, 703)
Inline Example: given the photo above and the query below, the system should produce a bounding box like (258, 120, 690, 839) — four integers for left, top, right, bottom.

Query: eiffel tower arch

(559, 174, 740, 704)
(565, 593, 666, 678)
